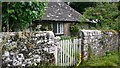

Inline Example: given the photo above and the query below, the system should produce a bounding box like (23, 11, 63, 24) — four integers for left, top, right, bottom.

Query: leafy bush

(70, 23, 79, 37)
(2, 2, 48, 31)
(80, 3, 120, 31)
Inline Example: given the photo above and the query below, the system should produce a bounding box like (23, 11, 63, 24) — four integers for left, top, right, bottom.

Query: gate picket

(56, 38, 81, 66)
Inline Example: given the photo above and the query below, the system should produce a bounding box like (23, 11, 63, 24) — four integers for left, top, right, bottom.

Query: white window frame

(56, 23, 64, 34)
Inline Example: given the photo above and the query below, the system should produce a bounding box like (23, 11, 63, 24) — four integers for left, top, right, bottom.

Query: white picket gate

(55, 38, 81, 66)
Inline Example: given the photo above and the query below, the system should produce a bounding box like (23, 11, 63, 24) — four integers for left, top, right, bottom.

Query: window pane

(54, 23, 64, 34)
(53, 23, 57, 33)
(58, 23, 60, 33)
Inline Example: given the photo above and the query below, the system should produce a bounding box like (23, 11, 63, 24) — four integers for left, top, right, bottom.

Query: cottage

(33, 2, 82, 36)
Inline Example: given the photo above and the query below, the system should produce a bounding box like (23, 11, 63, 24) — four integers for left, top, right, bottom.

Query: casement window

(53, 23, 64, 35)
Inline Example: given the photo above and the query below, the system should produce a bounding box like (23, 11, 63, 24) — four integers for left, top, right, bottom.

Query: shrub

(70, 23, 79, 37)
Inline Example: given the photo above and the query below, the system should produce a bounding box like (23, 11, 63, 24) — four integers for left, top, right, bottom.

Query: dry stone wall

(0, 31, 57, 67)
(80, 30, 118, 60)
(0, 30, 118, 67)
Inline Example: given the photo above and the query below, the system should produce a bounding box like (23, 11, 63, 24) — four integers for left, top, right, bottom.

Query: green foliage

(60, 36, 76, 40)
(70, 23, 79, 37)
(40, 23, 52, 31)
(29, 62, 55, 68)
(81, 3, 120, 31)
(70, 2, 96, 14)
(79, 50, 119, 66)
(2, 2, 47, 31)
(76, 51, 81, 66)
(87, 45, 93, 60)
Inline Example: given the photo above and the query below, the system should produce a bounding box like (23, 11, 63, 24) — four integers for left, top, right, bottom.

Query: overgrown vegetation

(79, 50, 119, 66)
(60, 36, 77, 40)
(80, 2, 120, 31)
(2, 2, 47, 31)
(70, 23, 79, 37)
(1, 2, 120, 67)
(29, 61, 55, 68)
(70, 2, 96, 14)
(69, 2, 120, 34)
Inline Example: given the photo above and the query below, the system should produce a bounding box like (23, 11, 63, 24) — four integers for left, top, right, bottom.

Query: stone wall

(79, 30, 118, 61)
(0, 31, 57, 67)
(0, 30, 119, 67)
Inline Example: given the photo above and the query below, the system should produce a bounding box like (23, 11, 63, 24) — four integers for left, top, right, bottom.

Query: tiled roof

(41, 2, 82, 22)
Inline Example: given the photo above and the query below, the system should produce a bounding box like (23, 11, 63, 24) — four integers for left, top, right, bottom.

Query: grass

(60, 36, 78, 40)
(79, 50, 119, 66)
(13, 50, 120, 68)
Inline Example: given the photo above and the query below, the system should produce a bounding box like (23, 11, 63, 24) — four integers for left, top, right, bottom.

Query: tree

(70, 2, 96, 14)
(80, 2, 120, 31)
(0, 2, 2, 32)
(2, 2, 47, 31)
(115, 3, 120, 31)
